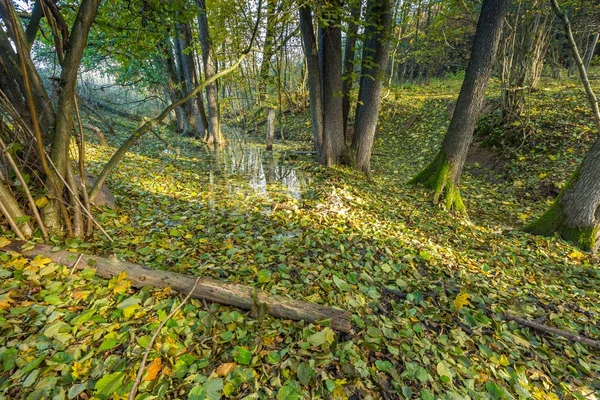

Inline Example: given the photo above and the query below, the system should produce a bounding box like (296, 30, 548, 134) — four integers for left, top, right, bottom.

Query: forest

(0, 0, 599, 398)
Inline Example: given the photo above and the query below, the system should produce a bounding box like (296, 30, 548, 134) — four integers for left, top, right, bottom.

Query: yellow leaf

(0, 291, 14, 309)
(112, 280, 131, 295)
(144, 357, 163, 381)
(453, 292, 470, 309)
(569, 250, 585, 260)
(30, 256, 51, 268)
(539, 172, 547, 179)
(71, 360, 91, 379)
(34, 196, 48, 208)
(0, 237, 10, 248)
(215, 362, 237, 377)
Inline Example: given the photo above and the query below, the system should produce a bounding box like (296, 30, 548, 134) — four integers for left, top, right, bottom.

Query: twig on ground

(504, 313, 600, 349)
(69, 254, 84, 275)
(128, 277, 201, 400)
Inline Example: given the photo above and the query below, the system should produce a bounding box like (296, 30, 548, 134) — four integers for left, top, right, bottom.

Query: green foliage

(1, 74, 600, 398)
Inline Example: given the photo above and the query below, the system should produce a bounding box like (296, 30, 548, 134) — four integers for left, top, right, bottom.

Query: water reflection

(179, 138, 310, 201)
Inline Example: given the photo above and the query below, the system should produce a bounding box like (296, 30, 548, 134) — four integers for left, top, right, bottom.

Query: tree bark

(410, 0, 509, 212)
(351, 0, 394, 176)
(299, 6, 323, 159)
(178, 24, 206, 138)
(584, 32, 599, 72)
(320, 13, 344, 166)
(258, 0, 277, 103)
(266, 107, 275, 150)
(44, 0, 102, 232)
(342, 0, 361, 135)
(0, 181, 33, 238)
(525, 0, 600, 251)
(196, 0, 224, 145)
(1, 242, 352, 332)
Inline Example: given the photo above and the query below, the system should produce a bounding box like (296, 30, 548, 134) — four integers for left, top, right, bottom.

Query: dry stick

(128, 277, 201, 400)
(0, 200, 26, 240)
(504, 313, 600, 349)
(89, 50, 253, 202)
(69, 253, 83, 275)
(74, 96, 93, 234)
(0, 136, 48, 240)
(5, 0, 73, 236)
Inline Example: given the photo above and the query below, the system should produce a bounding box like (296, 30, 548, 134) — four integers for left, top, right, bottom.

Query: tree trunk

(266, 108, 275, 150)
(172, 35, 193, 136)
(351, 0, 393, 176)
(0, 181, 33, 238)
(161, 45, 187, 133)
(258, 0, 277, 103)
(44, 0, 102, 232)
(584, 32, 599, 72)
(196, 0, 224, 145)
(178, 23, 206, 138)
(526, 0, 600, 251)
(410, 0, 509, 212)
(342, 0, 361, 135)
(299, 6, 323, 159)
(320, 19, 344, 166)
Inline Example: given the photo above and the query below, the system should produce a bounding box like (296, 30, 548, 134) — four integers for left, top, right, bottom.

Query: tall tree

(410, 0, 510, 212)
(319, 1, 345, 166)
(342, 0, 361, 134)
(350, 0, 394, 176)
(299, 5, 323, 159)
(525, 0, 600, 251)
(196, 0, 224, 145)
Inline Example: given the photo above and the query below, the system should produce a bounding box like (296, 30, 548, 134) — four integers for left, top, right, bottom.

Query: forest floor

(0, 75, 599, 399)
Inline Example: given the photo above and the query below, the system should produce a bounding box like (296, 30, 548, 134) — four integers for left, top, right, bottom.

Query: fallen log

(504, 313, 600, 349)
(1, 242, 352, 332)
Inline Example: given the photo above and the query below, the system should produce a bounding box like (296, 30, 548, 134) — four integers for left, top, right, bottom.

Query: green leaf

(94, 371, 125, 399)
(332, 275, 351, 291)
(436, 361, 453, 384)
(232, 346, 252, 365)
(307, 327, 335, 347)
(486, 382, 504, 399)
(297, 362, 313, 386)
(257, 269, 272, 283)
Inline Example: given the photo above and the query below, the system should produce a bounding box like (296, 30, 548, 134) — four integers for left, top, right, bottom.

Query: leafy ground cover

(0, 77, 599, 399)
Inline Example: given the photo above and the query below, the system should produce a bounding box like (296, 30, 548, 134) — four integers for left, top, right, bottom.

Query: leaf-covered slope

(0, 78, 599, 399)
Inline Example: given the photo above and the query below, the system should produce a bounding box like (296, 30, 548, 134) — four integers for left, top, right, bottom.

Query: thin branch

(128, 277, 201, 400)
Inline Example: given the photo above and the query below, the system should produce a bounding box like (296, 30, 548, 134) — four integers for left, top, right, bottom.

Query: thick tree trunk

(44, 0, 102, 232)
(178, 24, 206, 138)
(351, 0, 393, 176)
(161, 41, 187, 133)
(258, 0, 277, 103)
(196, 0, 224, 145)
(410, 0, 509, 212)
(526, 0, 600, 251)
(342, 0, 361, 135)
(299, 6, 323, 159)
(320, 22, 344, 166)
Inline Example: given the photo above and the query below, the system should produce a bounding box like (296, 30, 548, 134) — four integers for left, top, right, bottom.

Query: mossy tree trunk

(526, 0, 600, 251)
(410, 0, 509, 212)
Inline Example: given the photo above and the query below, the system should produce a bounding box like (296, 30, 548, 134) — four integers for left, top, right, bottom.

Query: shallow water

(162, 136, 312, 201)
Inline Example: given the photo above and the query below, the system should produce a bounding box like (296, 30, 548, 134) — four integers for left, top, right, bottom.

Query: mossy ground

(0, 73, 599, 399)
